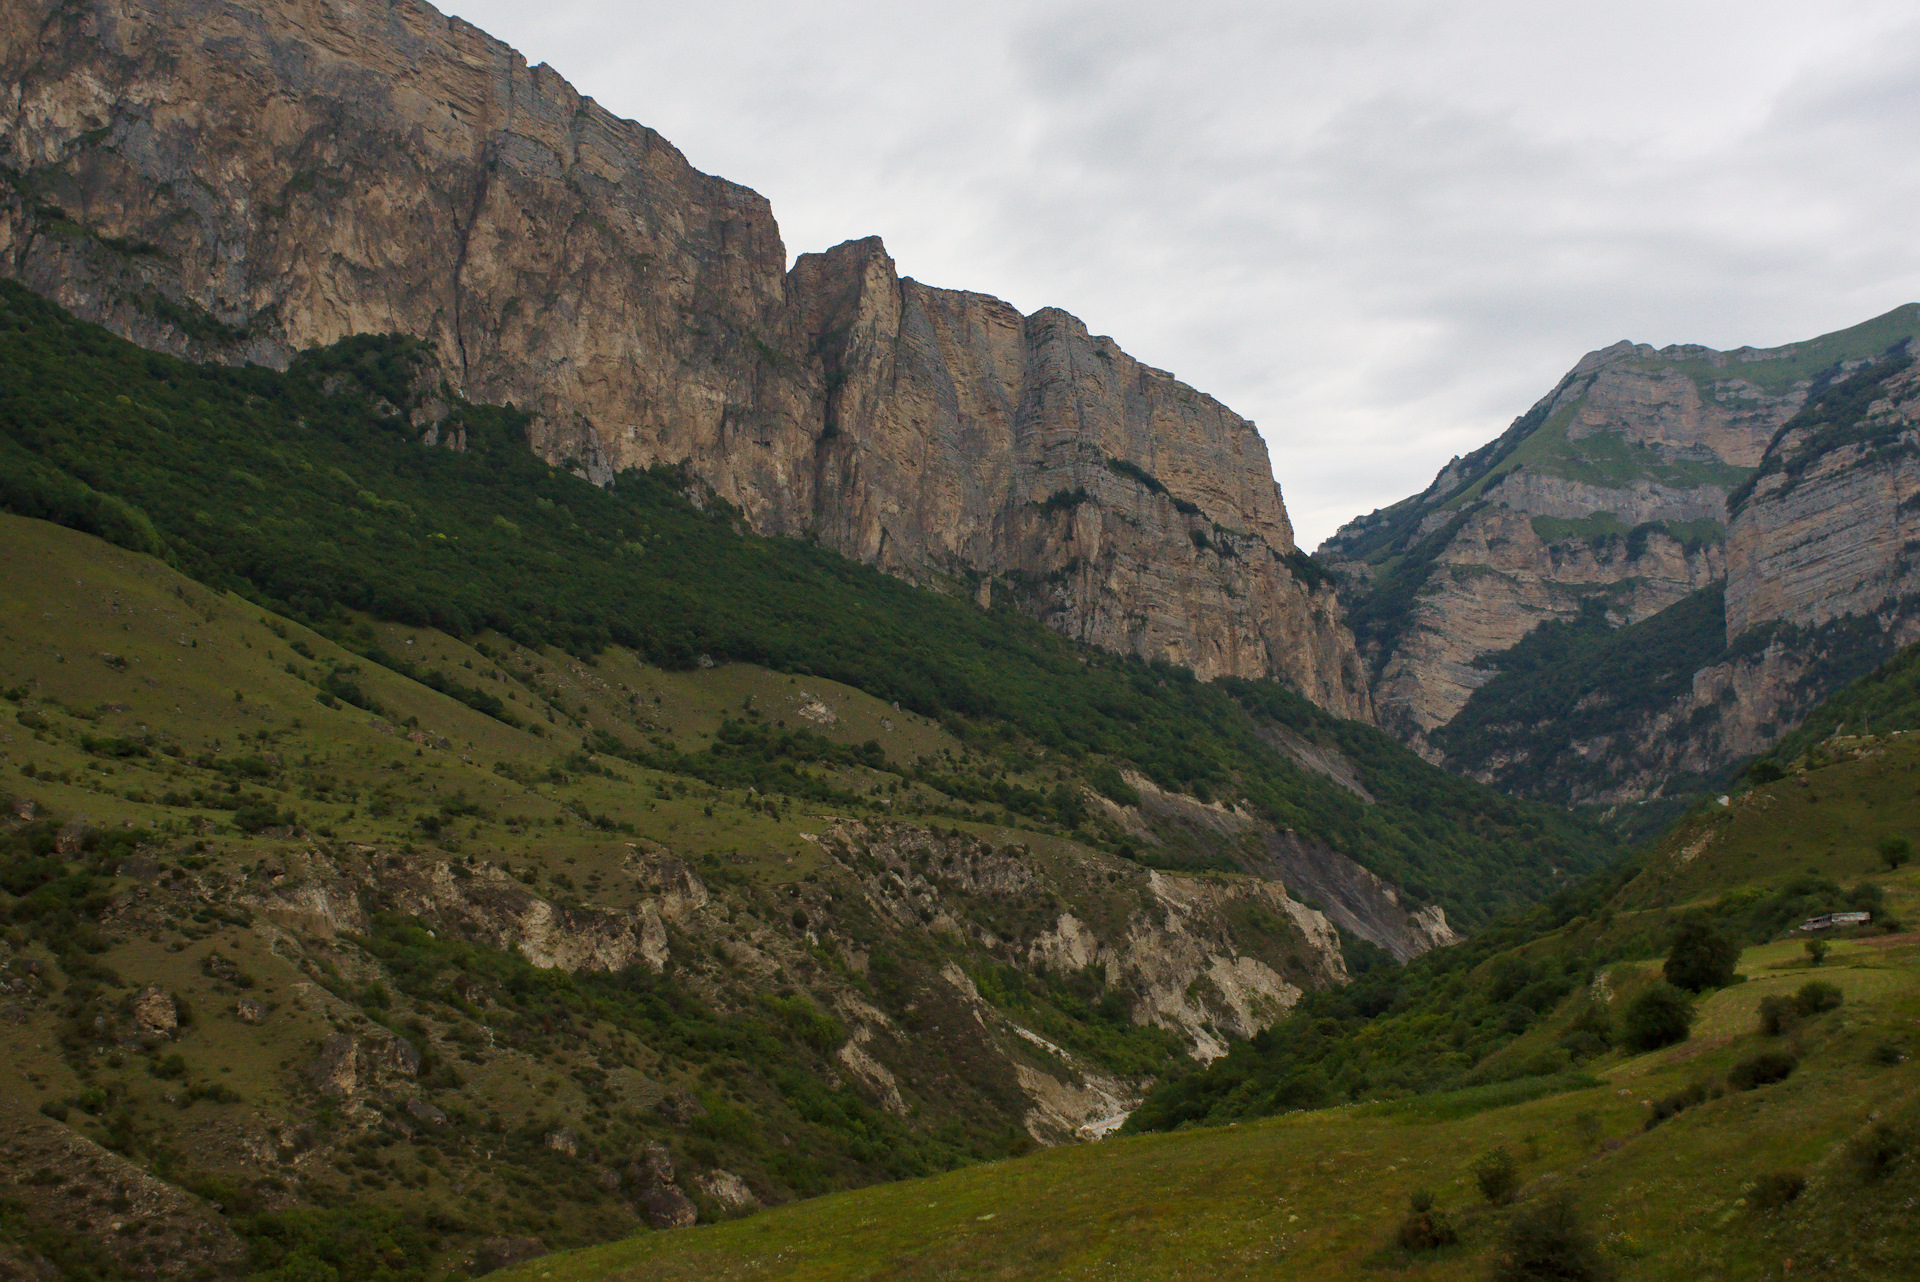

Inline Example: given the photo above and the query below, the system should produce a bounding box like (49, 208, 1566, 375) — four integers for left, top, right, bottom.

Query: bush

(1490, 1193, 1613, 1282)
(1757, 995, 1799, 1037)
(1395, 1189, 1458, 1250)
(1749, 1171, 1805, 1209)
(1869, 1042, 1907, 1066)
(1645, 1080, 1714, 1129)
(1803, 938, 1828, 966)
(1846, 1121, 1910, 1182)
(1727, 1051, 1797, 1091)
(1557, 1001, 1612, 1062)
(1663, 914, 1740, 992)
(1472, 1145, 1520, 1206)
(1620, 983, 1695, 1051)
(1880, 836, 1912, 871)
(1794, 981, 1843, 1016)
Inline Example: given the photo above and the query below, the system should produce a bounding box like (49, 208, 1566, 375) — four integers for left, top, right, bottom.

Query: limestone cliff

(1397, 341, 1920, 815)
(1323, 306, 1920, 750)
(1725, 355, 1920, 641)
(0, 0, 1367, 718)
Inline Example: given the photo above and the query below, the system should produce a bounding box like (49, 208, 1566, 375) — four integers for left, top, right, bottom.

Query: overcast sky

(447, 0, 1920, 549)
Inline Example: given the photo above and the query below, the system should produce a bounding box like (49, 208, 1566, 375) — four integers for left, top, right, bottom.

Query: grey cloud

(447, 0, 1920, 546)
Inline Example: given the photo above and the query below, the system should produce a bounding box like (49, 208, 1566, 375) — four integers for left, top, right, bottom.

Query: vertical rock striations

(1324, 308, 1920, 751)
(1364, 332, 1920, 812)
(0, 0, 1368, 717)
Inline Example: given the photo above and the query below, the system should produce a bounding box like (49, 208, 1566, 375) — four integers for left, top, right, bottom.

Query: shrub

(1395, 1189, 1458, 1250)
(1472, 1145, 1520, 1206)
(1645, 1080, 1714, 1129)
(1490, 1193, 1613, 1282)
(1757, 995, 1799, 1036)
(1749, 1171, 1805, 1209)
(1794, 981, 1843, 1016)
(1803, 938, 1828, 966)
(1727, 1051, 1797, 1091)
(1846, 1121, 1910, 1182)
(1880, 836, 1912, 871)
(1620, 983, 1695, 1051)
(1663, 914, 1740, 992)
(1571, 1111, 1601, 1148)
(1869, 1042, 1907, 1066)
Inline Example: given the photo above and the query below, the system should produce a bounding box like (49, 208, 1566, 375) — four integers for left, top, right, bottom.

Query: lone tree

(1472, 1145, 1520, 1206)
(1663, 914, 1740, 992)
(1621, 983, 1695, 1051)
(1491, 1194, 1614, 1282)
(1881, 836, 1913, 871)
(1805, 938, 1829, 966)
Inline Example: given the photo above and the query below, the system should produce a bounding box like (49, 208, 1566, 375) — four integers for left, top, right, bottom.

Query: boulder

(131, 986, 177, 1036)
(695, 1169, 759, 1213)
(405, 1098, 448, 1126)
(636, 1186, 698, 1230)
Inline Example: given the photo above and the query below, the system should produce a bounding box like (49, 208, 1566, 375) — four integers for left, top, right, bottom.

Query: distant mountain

(1320, 308, 1920, 816)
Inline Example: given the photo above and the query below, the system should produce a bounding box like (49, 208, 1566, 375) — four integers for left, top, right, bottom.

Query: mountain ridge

(1321, 304, 1920, 812)
(0, 0, 1370, 718)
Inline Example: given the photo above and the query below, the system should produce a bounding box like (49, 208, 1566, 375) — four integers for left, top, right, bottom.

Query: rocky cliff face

(0, 0, 1367, 717)
(1323, 307, 1920, 750)
(1726, 357, 1920, 641)
(1386, 339, 1920, 815)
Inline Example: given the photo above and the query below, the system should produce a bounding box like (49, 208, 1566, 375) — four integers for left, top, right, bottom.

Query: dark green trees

(1662, 914, 1739, 992)
(1621, 984, 1695, 1051)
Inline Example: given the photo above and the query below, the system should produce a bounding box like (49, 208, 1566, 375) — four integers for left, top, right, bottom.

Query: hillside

(502, 664, 1920, 1281)
(0, 0, 1369, 715)
(0, 279, 1610, 933)
(0, 299, 1619, 1275)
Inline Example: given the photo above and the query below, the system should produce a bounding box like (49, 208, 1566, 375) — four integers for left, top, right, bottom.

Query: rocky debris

(1257, 831, 1458, 962)
(310, 1032, 358, 1099)
(694, 1169, 759, 1213)
(309, 1029, 420, 1101)
(636, 1186, 699, 1230)
(0, 0, 1370, 720)
(130, 985, 177, 1036)
(544, 1128, 579, 1157)
(471, 1237, 546, 1275)
(622, 1143, 698, 1228)
(235, 996, 266, 1024)
(405, 1098, 448, 1126)
(795, 691, 838, 725)
(628, 1144, 675, 1188)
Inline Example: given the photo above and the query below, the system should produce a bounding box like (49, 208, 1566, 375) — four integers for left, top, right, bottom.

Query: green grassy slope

(0, 278, 1614, 926)
(494, 943, 1920, 1282)
(0, 513, 1306, 1275)
(508, 693, 1920, 1280)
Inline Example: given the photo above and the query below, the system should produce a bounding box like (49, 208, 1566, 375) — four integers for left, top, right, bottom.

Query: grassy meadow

(500, 931, 1918, 1281)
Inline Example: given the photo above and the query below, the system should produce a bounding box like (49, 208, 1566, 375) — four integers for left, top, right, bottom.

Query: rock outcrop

(1725, 358, 1920, 640)
(0, 0, 1367, 716)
